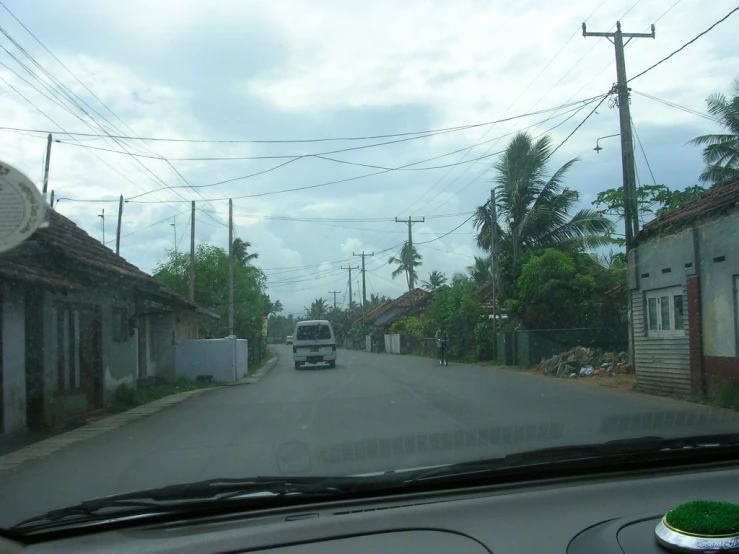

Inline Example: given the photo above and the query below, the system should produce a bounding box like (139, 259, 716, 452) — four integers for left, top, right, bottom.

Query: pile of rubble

(540, 346, 632, 379)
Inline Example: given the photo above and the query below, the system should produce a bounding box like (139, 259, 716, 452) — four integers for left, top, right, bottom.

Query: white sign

(0, 161, 47, 254)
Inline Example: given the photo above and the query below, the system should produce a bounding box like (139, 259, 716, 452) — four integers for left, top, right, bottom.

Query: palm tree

(232, 238, 259, 266)
(304, 298, 328, 319)
(388, 242, 423, 293)
(689, 78, 739, 184)
(421, 270, 447, 290)
(473, 132, 613, 277)
(466, 256, 490, 286)
(269, 300, 283, 316)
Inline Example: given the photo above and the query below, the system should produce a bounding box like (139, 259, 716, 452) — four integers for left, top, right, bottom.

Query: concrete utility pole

(328, 290, 341, 309)
(353, 251, 375, 308)
(489, 189, 497, 333)
(115, 195, 123, 255)
(42, 133, 52, 202)
(395, 216, 425, 314)
(583, 20, 655, 369)
(49, 190, 55, 209)
(189, 201, 195, 301)
(98, 209, 105, 244)
(171, 216, 177, 254)
(341, 266, 359, 309)
(228, 199, 234, 336)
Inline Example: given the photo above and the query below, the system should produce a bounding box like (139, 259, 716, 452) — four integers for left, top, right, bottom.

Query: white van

(292, 320, 337, 369)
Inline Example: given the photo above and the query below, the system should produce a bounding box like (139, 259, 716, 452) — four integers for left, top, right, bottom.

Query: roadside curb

(0, 387, 216, 476)
(235, 352, 279, 385)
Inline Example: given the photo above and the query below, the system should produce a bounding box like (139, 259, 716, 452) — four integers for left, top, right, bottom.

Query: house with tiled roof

(0, 210, 212, 434)
(629, 175, 739, 398)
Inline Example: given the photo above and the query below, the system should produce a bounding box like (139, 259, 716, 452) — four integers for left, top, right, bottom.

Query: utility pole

(395, 216, 425, 314)
(42, 133, 52, 202)
(228, 199, 234, 336)
(49, 190, 55, 210)
(489, 189, 497, 333)
(328, 290, 341, 309)
(341, 266, 359, 309)
(171, 216, 177, 254)
(583, 20, 655, 369)
(115, 195, 123, 255)
(189, 201, 196, 301)
(353, 251, 375, 308)
(98, 209, 105, 244)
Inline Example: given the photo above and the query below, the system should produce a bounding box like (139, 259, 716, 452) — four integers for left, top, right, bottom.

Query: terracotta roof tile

(640, 176, 739, 239)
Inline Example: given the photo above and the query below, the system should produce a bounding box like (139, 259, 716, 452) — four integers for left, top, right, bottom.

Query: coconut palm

(388, 242, 423, 293)
(269, 299, 283, 316)
(473, 132, 613, 278)
(466, 256, 490, 286)
(689, 78, 739, 184)
(304, 298, 328, 319)
(421, 270, 447, 290)
(232, 238, 259, 266)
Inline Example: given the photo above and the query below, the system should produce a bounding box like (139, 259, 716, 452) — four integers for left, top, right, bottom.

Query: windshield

(0, 0, 738, 534)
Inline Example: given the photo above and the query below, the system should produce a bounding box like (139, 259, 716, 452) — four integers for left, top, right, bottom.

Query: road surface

(0, 346, 736, 526)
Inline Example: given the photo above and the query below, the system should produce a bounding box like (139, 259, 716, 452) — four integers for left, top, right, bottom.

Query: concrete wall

(175, 337, 242, 383)
(696, 213, 739, 357)
(1, 282, 27, 433)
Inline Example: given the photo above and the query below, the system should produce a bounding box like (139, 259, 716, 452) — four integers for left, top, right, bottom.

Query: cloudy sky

(1, 0, 737, 315)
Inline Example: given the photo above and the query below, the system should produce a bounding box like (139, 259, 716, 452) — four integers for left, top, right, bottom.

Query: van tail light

(293, 345, 297, 353)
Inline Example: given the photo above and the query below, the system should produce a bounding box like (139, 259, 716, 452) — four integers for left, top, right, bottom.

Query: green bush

(715, 381, 739, 408)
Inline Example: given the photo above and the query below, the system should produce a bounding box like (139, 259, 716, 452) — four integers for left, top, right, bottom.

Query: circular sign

(0, 160, 47, 254)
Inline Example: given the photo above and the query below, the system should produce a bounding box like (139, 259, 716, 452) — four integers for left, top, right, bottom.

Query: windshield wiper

(404, 433, 739, 484)
(12, 475, 385, 533)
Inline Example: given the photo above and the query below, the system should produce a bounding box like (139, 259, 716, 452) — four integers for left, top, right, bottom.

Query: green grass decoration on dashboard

(665, 501, 739, 536)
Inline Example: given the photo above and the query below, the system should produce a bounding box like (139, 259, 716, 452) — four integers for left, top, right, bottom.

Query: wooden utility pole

(341, 266, 359, 308)
(583, 20, 655, 368)
(189, 201, 195, 301)
(489, 189, 497, 332)
(115, 195, 123, 255)
(353, 251, 375, 308)
(395, 216, 425, 314)
(328, 290, 341, 309)
(228, 199, 234, 335)
(42, 133, 52, 202)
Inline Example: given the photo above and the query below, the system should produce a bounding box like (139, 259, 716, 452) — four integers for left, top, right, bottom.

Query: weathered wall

(631, 229, 693, 396)
(1, 282, 26, 433)
(175, 337, 239, 383)
(696, 213, 739, 357)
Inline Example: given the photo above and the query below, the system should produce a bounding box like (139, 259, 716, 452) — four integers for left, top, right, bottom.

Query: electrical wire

(631, 90, 719, 123)
(548, 92, 611, 158)
(629, 7, 739, 83)
(630, 115, 657, 185)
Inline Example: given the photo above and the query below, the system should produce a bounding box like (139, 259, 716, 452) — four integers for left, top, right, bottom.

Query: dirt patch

(524, 365, 636, 390)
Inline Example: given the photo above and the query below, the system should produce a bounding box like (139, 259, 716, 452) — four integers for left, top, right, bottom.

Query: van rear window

(296, 324, 332, 340)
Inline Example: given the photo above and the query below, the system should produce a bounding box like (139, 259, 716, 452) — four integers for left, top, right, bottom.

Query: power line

(630, 115, 657, 185)
(631, 89, 719, 123)
(548, 92, 612, 158)
(629, 7, 739, 83)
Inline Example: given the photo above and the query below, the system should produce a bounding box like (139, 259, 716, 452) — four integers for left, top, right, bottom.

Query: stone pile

(540, 346, 631, 379)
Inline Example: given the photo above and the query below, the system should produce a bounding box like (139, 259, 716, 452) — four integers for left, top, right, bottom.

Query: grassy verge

(112, 378, 221, 413)
(246, 346, 276, 376)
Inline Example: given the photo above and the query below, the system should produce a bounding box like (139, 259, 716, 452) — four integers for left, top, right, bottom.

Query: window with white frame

(645, 286, 685, 337)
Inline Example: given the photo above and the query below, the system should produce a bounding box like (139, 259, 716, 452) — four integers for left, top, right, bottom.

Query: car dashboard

(4, 459, 739, 553)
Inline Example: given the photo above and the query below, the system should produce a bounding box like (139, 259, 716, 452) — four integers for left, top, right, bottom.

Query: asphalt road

(1, 346, 737, 526)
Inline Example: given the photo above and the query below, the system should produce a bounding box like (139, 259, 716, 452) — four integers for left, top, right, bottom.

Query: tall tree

(232, 238, 259, 266)
(388, 242, 423, 293)
(269, 299, 283, 316)
(304, 298, 328, 319)
(473, 132, 613, 277)
(689, 77, 739, 184)
(154, 244, 266, 339)
(466, 256, 490, 286)
(422, 270, 447, 290)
